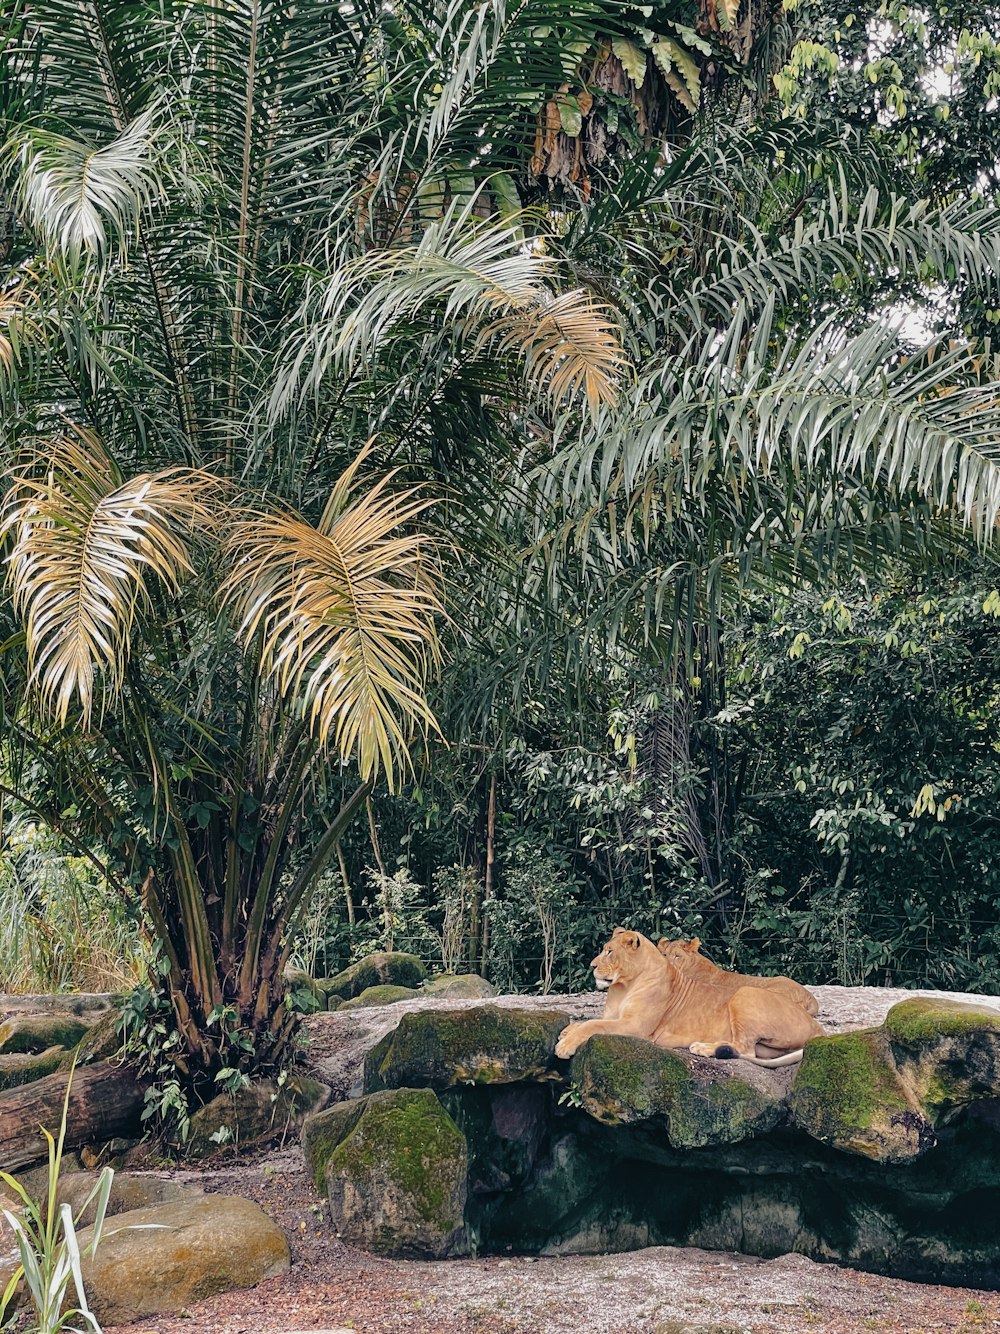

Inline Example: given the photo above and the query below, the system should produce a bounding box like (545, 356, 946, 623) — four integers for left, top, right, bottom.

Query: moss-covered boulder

(318, 952, 427, 1002)
(183, 1073, 330, 1158)
(364, 1005, 569, 1093)
(570, 1036, 785, 1148)
(0, 1045, 65, 1092)
(0, 1013, 90, 1055)
(422, 974, 497, 999)
(885, 997, 1000, 1114)
(321, 1087, 468, 1258)
(789, 1029, 935, 1162)
(339, 984, 419, 1011)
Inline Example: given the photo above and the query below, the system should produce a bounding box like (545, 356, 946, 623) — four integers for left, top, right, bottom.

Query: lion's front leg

(555, 1019, 601, 1058)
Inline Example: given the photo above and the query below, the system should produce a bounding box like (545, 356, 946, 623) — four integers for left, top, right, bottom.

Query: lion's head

(656, 936, 702, 970)
(590, 927, 648, 989)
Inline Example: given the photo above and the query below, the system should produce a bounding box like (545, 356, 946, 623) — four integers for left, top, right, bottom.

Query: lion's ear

(656, 939, 669, 954)
(689, 937, 702, 953)
(625, 931, 641, 950)
(611, 926, 626, 937)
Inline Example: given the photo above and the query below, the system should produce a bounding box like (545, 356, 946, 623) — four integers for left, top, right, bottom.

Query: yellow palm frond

(481, 289, 624, 414)
(2, 428, 215, 724)
(221, 453, 441, 791)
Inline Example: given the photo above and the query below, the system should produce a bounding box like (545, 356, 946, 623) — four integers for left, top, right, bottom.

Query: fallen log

(0, 1060, 148, 1173)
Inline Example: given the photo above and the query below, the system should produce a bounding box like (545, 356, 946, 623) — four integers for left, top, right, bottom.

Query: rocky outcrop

(302, 989, 1000, 1285)
(316, 1087, 468, 1258)
(318, 952, 427, 1002)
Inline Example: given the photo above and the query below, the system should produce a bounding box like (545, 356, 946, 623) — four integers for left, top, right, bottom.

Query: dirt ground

(99, 1147, 1000, 1334)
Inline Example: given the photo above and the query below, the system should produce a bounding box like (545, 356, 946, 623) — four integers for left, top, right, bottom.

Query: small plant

(0, 1063, 114, 1333)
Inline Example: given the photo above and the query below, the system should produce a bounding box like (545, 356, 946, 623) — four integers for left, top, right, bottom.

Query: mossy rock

(570, 1035, 785, 1148)
(0, 1045, 66, 1092)
(324, 1086, 468, 1258)
(422, 974, 497, 999)
(339, 984, 419, 1011)
(183, 1073, 330, 1159)
(318, 952, 427, 1002)
(364, 1004, 569, 1093)
(0, 1013, 91, 1055)
(885, 998, 1000, 1114)
(789, 1028, 935, 1162)
(282, 967, 326, 1013)
(302, 1097, 370, 1191)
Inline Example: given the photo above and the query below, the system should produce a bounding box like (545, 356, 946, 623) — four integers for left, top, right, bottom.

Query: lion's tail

(743, 1048, 805, 1067)
(715, 1044, 805, 1067)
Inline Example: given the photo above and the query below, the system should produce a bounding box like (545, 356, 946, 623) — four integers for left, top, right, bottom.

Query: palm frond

(3, 106, 165, 266)
(1, 428, 215, 724)
(221, 452, 442, 791)
(274, 206, 626, 420)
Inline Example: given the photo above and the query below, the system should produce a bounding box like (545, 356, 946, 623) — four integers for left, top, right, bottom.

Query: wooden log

(0, 1060, 148, 1173)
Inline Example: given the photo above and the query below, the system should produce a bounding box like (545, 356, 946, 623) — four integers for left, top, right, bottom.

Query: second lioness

(554, 928, 822, 1066)
(657, 937, 819, 1017)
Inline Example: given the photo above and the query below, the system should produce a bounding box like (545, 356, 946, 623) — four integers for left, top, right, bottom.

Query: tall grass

(0, 820, 146, 995)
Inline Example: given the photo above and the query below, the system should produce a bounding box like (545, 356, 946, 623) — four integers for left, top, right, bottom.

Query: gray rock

(0, 1013, 90, 1055)
(318, 952, 427, 1002)
(0, 1046, 65, 1092)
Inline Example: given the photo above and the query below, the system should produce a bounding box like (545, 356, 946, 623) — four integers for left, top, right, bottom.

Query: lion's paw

(689, 1042, 719, 1058)
(554, 1032, 578, 1059)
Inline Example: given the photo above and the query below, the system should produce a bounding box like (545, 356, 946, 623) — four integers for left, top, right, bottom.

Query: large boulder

(0, 1046, 65, 1092)
(74, 1194, 289, 1325)
(570, 1035, 786, 1147)
(318, 952, 427, 1002)
(184, 1074, 330, 1158)
(789, 1028, 935, 1162)
(0, 1013, 90, 1055)
(313, 1087, 468, 1258)
(364, 1005, 569, 1093)
(422, 974, 497, 1000)
(339, 984, 419, 1012)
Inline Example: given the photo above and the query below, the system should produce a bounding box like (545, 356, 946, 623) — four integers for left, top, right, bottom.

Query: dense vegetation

(1, 0, 999, 1108)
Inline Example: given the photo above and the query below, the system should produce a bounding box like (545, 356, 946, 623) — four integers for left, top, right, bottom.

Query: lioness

(554, 927, 822, 1066)
(657, 937, 819, 1017)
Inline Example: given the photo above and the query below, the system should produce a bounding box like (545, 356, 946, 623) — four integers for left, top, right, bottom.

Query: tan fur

(657, 937, 820, 1017)
(554, 928, 822, 1066)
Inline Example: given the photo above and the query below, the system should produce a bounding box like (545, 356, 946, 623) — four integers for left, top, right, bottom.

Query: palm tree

(0, 0, 627, 1088)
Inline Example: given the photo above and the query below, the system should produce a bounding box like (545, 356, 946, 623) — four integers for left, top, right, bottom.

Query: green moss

(421, 975, 497, 999)
(791, 1030, 906, 1129)
(328, 1088, 466, 1234)
(339, 984, 418, 1011)
(364, 1005, 569, 1093)
(0, 1045, 65, 1091)
(885, 998, 1000, 1044)
(570, 1035, 784, 1147)
(64, 1008, 123, 1067)
(302, 1097, 368, 1191)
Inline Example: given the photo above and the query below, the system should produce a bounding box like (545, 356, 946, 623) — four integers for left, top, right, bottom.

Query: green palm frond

(1, 429, 215, 724)
(275, 207, 626, 419)
(221, 451, 442, 791)
(3, 106, 165, 266)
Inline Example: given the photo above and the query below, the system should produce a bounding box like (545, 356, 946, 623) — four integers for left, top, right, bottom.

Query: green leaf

(612, 36, 647, 87)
